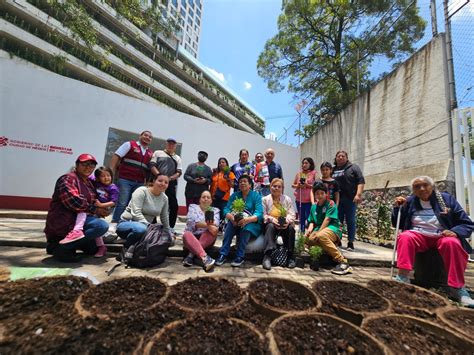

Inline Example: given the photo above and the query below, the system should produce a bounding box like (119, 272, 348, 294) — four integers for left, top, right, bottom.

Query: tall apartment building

(166, 0, 202, 58)
(0, 0, 265, 135)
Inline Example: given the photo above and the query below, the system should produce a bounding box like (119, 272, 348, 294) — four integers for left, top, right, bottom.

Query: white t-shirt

(410, 200, 443, 236)
(114, 141, 147, 157)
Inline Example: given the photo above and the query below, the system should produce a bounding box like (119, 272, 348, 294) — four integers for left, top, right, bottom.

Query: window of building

(196, 18, 200, 26)
(187, 25, 192, 33)
(172, 0, 178, 8)
(194, 24, 199, 32)
(189, 9, 194, 18)
(180, 8, 186, 18)
(187, 16, 192, 25)
(181, 0, 186, 8)
(196, 0, 201, 9)
(186, 34, 191, 43)
(179, 18, 184, 26)
(188, 0, 195, 8)
(192, 42, 198, 50)
(196, 8, 201, 18)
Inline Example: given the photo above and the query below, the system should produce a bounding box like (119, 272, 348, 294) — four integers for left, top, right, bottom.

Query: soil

(313, 280, 388, 312)
(391, 304, 438, 320)
(364, 316, 473, 353)
(368, 279, 447, 310)
(271, 314, 385, 354)
(171, 277, 244, 311)
(226, 299, 275, 333)
(1, 300, 187, 354)
(146, 314, 265, 354)
(250, 279, 317, 312)
(442, 309, 474, 335)
(80, 276, 167, 316)
(0, 276, 90, 320)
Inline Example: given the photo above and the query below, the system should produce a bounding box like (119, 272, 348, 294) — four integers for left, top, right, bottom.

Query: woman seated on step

(261, 178, 297, 270)
(182, 190, 220, 272)
(116, 174, 171, 248)
(44, 154, 109, 262)
(215, 174, 263, 267)
(393, 175, 474, 308)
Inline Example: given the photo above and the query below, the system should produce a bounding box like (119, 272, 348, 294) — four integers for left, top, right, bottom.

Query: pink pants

(397, 230, 468, 288)
(183, 231, 217, 259)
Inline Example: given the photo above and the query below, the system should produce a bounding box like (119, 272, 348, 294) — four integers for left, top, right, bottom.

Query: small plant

(308, 246, 323, 262)
(278, 205, 287, 226)
(223, 166, 230, 176)
(295, 235, 306, 256)
(231, 198, 246, 223)
(204, 206, 214, 223)
(196, 165, 205, 178)
(300, 173, 307, 185)
(308, 245, 323, 271)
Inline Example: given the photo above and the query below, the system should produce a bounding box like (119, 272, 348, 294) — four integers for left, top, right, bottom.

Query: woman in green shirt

(305, 182, 352, 275)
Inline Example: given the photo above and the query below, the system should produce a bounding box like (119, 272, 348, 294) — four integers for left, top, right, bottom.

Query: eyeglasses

(79, 161, 97, 168)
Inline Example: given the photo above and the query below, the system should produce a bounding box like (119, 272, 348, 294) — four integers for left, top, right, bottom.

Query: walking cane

(390, 206, 402, 278)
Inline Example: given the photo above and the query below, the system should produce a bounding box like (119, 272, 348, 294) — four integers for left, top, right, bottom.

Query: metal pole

(298, 112, 301, 146)
(356, 48, 360, 95)
(430, 0, 438, 36)
(443, 0, 457, 160)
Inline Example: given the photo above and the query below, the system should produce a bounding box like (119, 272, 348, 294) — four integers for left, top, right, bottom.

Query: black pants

(212, 198, 228, 220)
(263, 223, 295, 259)
(166, 182, 178, 228)
(46, 239, 97, 262)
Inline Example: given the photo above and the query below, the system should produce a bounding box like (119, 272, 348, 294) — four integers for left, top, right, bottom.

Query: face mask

(198, 154, 207, 163)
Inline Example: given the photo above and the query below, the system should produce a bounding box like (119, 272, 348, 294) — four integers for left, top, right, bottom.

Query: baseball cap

(76, 153, 97, 164)
(166, 137, 177, 143)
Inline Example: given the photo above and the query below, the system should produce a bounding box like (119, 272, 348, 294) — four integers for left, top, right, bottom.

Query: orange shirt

(210, 171, 235, 201)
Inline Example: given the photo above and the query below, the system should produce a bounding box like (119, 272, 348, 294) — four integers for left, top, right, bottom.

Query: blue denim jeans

(112, 178, 144, 222)
(116, 220, 148, 248)
(60, 216, 109, 254)
(219, 222, 253, 259)
(338, 196, 357, 242)
(296, 201, 312, 233)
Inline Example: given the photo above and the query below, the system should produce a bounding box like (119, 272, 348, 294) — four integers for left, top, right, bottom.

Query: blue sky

(198, 0, 472, 145)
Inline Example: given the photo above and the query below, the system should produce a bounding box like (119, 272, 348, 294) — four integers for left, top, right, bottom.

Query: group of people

(42, 130, 474, 307)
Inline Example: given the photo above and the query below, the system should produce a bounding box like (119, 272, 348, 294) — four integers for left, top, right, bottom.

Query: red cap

(76, 153, 97, 164)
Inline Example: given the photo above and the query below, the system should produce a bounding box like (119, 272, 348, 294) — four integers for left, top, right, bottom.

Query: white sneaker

(276, 236, 284, 245)
(448, 287, 474, 308)
(108, 223, 117, 234)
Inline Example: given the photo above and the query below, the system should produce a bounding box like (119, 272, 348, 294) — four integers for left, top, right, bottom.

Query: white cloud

(205, 66, 226, 83)
(243, 81, 252, 90)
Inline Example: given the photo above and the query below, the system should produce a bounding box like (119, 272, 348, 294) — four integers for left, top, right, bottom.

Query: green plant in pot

(231, 198, 246, 223)
(294, 234, 306, 268)
(196, 165, 205, 178)
(299, 173, 307, 185)
(204, 206, 214, 224)
(308, 245, 323, 271)
(278, 205, 287, 226)
(223, 166, 230, 177)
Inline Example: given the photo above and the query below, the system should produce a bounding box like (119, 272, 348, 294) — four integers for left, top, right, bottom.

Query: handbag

(270, 245, 288, 267)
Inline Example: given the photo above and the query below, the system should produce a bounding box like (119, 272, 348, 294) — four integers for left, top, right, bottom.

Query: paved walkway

(0, 210, 472, 290)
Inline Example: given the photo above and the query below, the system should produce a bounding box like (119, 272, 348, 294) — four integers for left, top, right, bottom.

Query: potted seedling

(308, 246, 323, 271)
(231, 198, 246, 223)
(244, 165, 251, 175)
(196, 165, 205, 178)
(300, 173, 307, 185)
(278, 206, 287, 227)
(205, 206, 214, 224)
(223, 166, 230, 177)
(294, 234, 306, 268)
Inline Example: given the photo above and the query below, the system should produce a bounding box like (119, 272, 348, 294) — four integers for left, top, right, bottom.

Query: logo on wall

(0, 136, 8, 147)
(0, 135, 73, 155)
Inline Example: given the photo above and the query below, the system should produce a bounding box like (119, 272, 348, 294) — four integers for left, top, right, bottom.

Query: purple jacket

(392, 191, 474, 253)
(94, 181, 119, 204)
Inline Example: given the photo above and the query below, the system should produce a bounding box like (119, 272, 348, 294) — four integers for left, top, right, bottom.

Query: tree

(257, 0, 426, 138)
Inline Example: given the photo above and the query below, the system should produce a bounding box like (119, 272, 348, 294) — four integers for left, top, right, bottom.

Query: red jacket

(118, 141, 153, 182)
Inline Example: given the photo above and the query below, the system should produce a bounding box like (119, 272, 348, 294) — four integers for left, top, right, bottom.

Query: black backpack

(108, 224, 172, 275)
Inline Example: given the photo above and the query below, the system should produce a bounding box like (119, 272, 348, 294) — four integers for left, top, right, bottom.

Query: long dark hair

(302, 157, 315, 171)
(216, 157, 229, 172)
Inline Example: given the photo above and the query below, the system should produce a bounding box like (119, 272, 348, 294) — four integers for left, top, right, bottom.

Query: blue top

(392, 191, 474, 253)
(224, 190, 263, 237)
(231, 162, 255, 190)
(266, 161, 283, 182)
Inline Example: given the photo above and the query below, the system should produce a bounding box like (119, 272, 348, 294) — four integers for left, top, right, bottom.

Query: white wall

(300, 35, 452, 189)
(0, 54, 300, 208)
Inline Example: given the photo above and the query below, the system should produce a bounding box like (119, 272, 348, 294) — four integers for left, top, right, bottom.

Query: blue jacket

(224, 190, 263, 237)
(392, 192, 474, 254)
